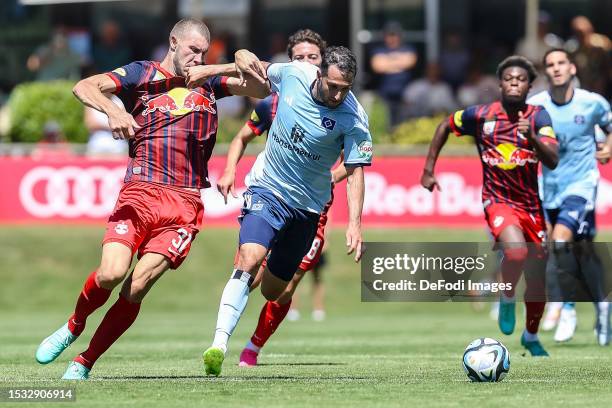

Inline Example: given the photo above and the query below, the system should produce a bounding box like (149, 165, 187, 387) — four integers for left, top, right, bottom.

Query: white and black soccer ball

(462, 337, 510, 382)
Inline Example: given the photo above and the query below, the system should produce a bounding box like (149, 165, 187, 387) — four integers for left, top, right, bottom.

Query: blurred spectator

(206, 33, 228, 64)
(85, 95, 128, 157)
(439, 32, 470, 92)
(92, 20, 131, 73)
(206, 31, 237, 65)
(457, 64, 499, 107)
(370, 21, 417, 128)
(526, 71, 550, 99)
(515, 11, 563, 68)
(566, 16, 611, 97)
(66, 28, 93, 67)
(269, 33, 289, 63)
(27, 29, 81, 81)
(31, 121, 73, 160)
(403, 62, 457, 118)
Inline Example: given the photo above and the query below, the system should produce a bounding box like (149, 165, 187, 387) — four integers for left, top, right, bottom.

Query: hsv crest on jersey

(141, 88, 216, 116)
(321, 116, 336, 130)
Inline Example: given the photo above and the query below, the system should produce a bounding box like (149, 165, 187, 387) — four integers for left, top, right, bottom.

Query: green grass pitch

(1, 226, 611, 407)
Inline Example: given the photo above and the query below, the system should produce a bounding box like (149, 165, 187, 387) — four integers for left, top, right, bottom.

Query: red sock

(500, 247, 528, 298)
(74, 295, 141, 369)
(525, 302, 545, 334)
(250, 300, 292, 349)
(68, 270, 112, 336)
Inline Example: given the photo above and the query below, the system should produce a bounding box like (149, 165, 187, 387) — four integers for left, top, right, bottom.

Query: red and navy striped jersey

(246, 93, 279, 136)
(106, 61, 231, 188)
(449, 101, 557, 213)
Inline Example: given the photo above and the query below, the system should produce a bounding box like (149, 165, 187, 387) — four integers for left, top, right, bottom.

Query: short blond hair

(170, 18, 210, 42)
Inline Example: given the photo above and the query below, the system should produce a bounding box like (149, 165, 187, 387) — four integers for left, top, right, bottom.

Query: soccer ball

(462, 337, 510, 382)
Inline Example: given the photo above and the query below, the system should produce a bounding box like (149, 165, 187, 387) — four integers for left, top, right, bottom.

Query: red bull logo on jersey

(481, 143, 538, 170)
(141, 87, 216, 116)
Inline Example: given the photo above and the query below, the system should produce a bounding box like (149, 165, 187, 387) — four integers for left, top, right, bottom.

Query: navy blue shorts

(238, 186, 319, 281)
(546, 195, 596, 241)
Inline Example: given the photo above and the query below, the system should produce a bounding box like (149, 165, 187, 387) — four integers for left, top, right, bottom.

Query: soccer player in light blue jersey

(528, 48, 612, 346)
(202, 46, 372, 375)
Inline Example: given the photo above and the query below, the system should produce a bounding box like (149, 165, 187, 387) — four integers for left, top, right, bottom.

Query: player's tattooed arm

(421, 118, 452, 192)
(519, 111, 558, 169)
(73, 74, 140, 140)
(346, 165, 365, 262)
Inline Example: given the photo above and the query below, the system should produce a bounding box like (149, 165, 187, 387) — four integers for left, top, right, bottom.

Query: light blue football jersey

(245, 61, 373, 213)
(528, 88, 612, 209)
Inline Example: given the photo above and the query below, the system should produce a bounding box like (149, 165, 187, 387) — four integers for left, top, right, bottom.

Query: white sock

(597, 301, 610, 315)
(212, 269, 253, 354)
(522, 329, 538, 342)
(245, 341, 261, 353)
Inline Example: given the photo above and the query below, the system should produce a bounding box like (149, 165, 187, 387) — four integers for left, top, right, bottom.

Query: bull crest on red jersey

(481, 143, 538, 170)
(141, 88, 216, 116)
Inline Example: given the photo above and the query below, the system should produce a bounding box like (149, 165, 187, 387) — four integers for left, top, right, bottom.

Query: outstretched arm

(73, 74, 139, 140)
(217, 124, 258, 204)
(185, 49, 272, 98)
(346, 165, 365, 262)
(421, 118, 452, 191)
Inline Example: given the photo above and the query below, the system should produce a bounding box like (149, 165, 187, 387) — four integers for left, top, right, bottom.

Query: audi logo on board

(18, 166, 125, 218)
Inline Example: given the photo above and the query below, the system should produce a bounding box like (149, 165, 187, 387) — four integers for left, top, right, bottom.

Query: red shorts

(484, 203, 546, 243)
(103, 181, 204, 269)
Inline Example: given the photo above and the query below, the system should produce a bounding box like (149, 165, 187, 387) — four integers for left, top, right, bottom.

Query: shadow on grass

(256, 362, 347, 367)
(99, 373, 367, 381)
(99, 375, 208, 380)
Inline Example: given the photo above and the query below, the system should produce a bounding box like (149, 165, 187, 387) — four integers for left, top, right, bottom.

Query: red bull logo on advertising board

(141, 88, 216, 116)
(481, 143, 538, 170)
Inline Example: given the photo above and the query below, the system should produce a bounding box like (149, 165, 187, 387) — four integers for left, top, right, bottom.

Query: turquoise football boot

(521, 334, 549, 357)
(62, 361, 90, 380)
(35, 323, 78, 364)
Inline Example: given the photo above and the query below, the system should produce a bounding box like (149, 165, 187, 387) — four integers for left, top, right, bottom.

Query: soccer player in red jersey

(214, 29, 346, 366)
(421, 56, 559, 356)
(35, 18, 267, 380)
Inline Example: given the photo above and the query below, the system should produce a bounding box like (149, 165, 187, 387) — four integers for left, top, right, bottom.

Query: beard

(172, 52, 184, 76)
